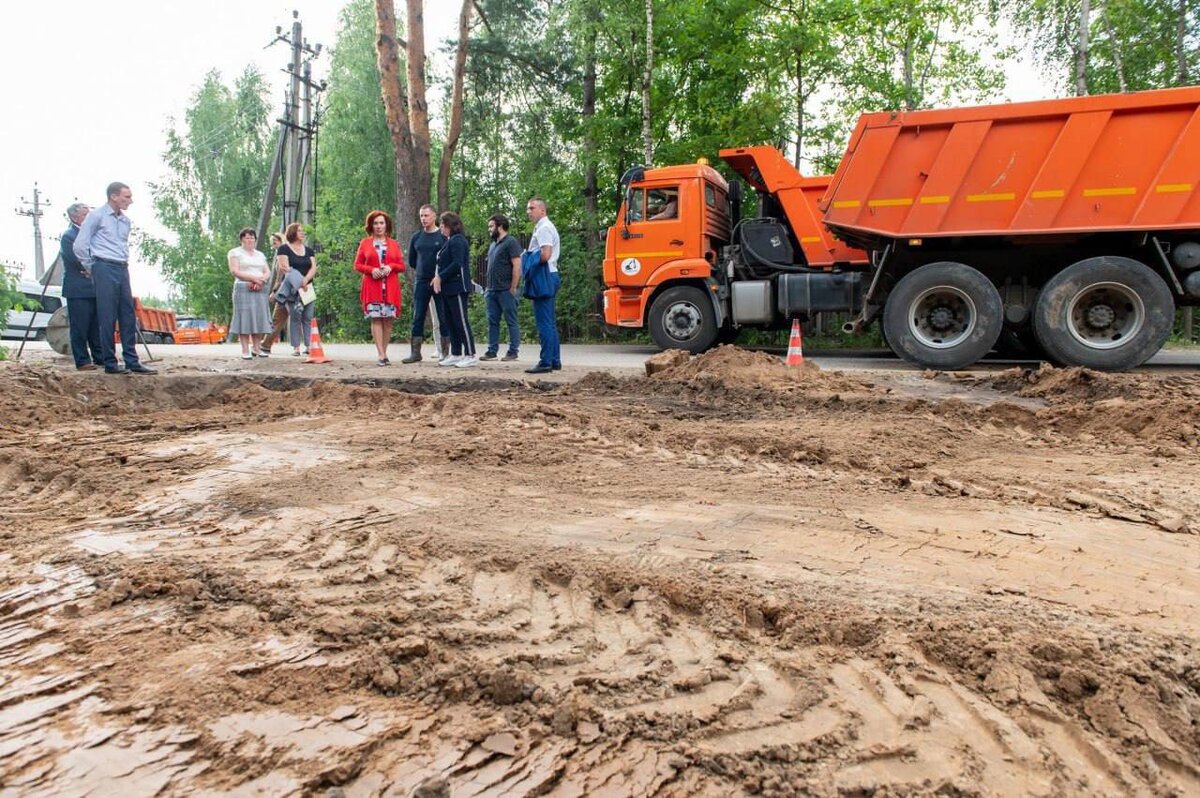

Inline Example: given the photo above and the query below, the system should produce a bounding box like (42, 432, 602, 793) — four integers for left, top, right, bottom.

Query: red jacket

(354, 237, 406, 311)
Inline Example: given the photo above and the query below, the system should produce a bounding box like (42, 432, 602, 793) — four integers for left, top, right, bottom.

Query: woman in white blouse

(227, 228, 272, 359)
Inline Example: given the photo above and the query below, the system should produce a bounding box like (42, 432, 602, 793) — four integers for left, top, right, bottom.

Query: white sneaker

(455, 356, 478, 368)
(438, 354, 463, 366)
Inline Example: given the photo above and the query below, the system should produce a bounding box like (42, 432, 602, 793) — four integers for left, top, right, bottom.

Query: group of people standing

(225, 199, 562, 373)
(58, 180, 562, 376)
(226, 224, 317, 359)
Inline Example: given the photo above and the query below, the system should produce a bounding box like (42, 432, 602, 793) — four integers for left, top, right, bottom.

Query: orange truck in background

(133, 299, 177, 344)
(603, 86, 1200, 370)
(173, 316, 227, 345)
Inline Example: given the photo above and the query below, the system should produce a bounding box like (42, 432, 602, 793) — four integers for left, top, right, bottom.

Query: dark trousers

(443, 292, 475, 357)
(93, 259, 139, 368)
(533, 290, 560, 368)
(411, 278, 450, 339)
(485, 290, 520, 355)
(66, 296, 104, 367)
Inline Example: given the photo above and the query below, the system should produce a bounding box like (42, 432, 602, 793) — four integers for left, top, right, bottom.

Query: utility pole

(257, 11, 323, 248)
(15, 185, 50, 281)
(300, 59, 314, 225)
(284, 12, 303, 227)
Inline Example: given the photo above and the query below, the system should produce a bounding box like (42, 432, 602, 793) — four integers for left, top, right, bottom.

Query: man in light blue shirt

(524, 197, 562, 374)
(74, 182, 155, 374)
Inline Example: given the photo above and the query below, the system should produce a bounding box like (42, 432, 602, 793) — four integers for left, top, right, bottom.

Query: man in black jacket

(402, 204, 450, 363)
(60, 203, 103, 370)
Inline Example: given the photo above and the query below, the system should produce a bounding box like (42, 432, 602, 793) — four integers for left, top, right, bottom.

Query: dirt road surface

(1, 347, 1198, 796)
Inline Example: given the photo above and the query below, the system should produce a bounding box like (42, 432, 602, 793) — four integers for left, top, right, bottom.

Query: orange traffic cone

(786, 318, 804, 366)
(305, 318, 332, 364)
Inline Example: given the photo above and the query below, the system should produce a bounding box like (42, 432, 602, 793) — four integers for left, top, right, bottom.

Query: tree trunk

(406, 0, 432, 219)
(1075, 0, 1091, 96)
(375, 0, 417, 232)
(902, 39, 915, 110)
(582, 7, 600, 257)
(1177, 0, 1190, 84)
(1101, 1, 1126, 92)
(794, 50, 804, 169)
(642, 0, 654, 165)
(437, 0, 473, 212)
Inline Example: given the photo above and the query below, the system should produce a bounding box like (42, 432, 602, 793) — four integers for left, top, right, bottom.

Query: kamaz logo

(770, 236, 783, 248)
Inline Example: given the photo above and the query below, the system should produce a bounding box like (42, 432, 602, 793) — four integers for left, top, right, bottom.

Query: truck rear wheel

(882, 262, 1003, 370)
(648, 285, 719, 353)
(1032, 256, 1173, 371)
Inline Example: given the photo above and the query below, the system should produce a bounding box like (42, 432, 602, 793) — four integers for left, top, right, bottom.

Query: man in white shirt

(74, 182, 156, 374)
(524, 197, 561, 374)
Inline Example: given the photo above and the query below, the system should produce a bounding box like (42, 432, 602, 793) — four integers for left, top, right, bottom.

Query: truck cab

(602, 153, 869, 353)
(603, 163, 732, 349)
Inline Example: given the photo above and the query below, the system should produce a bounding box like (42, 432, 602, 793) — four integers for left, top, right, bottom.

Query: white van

(2, 281, 65, 341)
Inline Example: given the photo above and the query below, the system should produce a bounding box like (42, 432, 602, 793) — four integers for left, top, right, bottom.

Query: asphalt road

(9, 339, 1200, 373)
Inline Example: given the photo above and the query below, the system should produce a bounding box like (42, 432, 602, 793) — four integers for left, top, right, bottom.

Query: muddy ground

(1, 348, 1198, 797)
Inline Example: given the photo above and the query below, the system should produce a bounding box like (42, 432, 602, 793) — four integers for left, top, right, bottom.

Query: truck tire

(1032, 256, 1173, 371)
(647, 285, 719, 353)
(882, 262, 1003, 370)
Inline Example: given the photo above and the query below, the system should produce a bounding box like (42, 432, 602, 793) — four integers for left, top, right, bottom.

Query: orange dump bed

(821, 86, 1200, 244)
(134, 299, 176, 336)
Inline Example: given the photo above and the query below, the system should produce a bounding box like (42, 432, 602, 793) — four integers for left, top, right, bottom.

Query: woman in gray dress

(227, 228, 272, 359)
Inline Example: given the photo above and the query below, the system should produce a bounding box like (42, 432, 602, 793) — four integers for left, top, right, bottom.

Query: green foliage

(761, 0, 1009, 170)
(1007, 0, 1198, 93)
(1087, 0, 1199, 93)
(141, 67, 273, 322)
(316, 0, 396, 224)
(0, 271, 24, 343)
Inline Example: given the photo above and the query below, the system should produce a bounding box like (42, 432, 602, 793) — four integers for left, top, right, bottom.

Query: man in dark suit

(61, 203, 103, 370)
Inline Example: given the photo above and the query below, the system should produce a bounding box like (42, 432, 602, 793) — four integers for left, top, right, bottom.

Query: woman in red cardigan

(354, 210, 406, 365)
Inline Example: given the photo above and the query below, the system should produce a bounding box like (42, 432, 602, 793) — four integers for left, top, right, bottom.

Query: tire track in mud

(0, 364, 1197, 795)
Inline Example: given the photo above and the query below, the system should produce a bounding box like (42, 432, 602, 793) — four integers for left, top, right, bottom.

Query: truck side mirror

(622, 187, 634, 238)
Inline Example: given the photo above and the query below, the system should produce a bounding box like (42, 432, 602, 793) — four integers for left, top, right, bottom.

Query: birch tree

(1076, 0, 1091, 94)
(642, 0, 654, 164)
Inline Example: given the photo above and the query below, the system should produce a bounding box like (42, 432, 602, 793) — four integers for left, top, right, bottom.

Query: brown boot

(401, 337, 423, 364)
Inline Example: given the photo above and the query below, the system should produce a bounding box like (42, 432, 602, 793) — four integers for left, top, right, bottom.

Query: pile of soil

(645, 345, 871, 394)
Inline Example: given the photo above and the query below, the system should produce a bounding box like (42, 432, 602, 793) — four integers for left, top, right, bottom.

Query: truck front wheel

(882, 262, 1003, 370)
(647, 285, 719, 353)
(1032, 256, 1173, 371)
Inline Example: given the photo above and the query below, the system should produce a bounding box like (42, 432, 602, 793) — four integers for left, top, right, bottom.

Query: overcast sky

(0, 2, 1052, 300)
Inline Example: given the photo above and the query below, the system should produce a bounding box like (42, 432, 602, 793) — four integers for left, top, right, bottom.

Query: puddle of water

(141, 432, 349, 508)
(73, 529, 159, 556)
(207, 710, 383, 761)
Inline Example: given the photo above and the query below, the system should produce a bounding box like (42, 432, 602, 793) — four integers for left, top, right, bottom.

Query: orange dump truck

(133, 299, 177, 344)
(603, 86, 1200, 370)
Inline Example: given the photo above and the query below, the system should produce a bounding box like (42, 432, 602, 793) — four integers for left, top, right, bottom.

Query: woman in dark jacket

(431, 212, 477, 368)
(353, 210, 406, 366)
